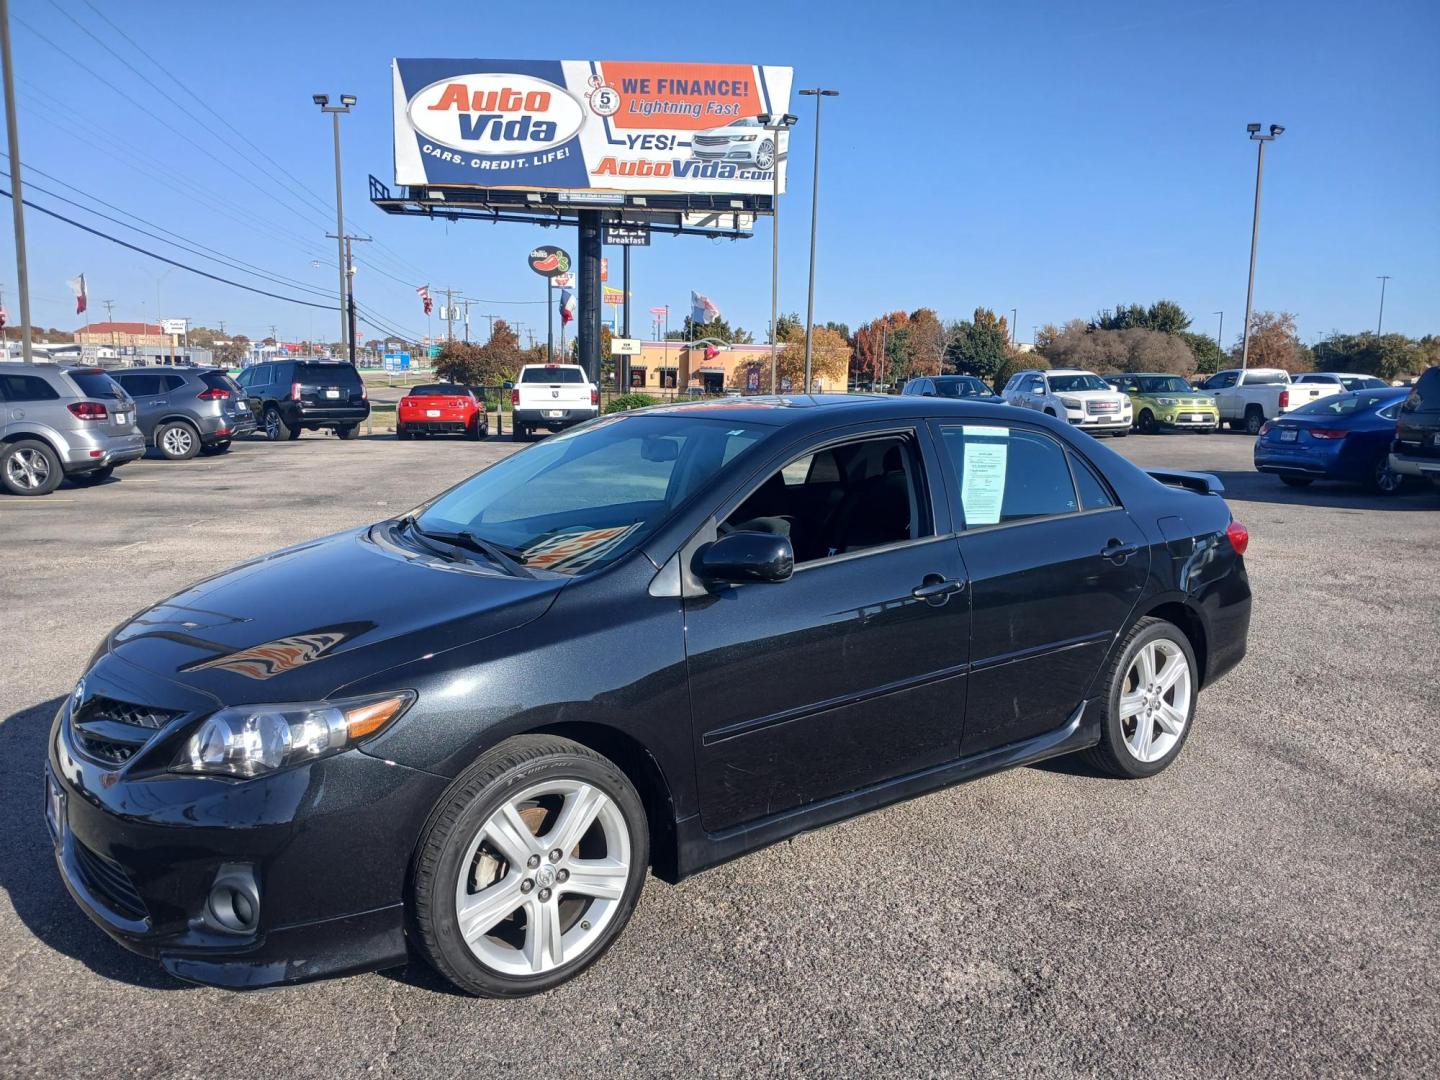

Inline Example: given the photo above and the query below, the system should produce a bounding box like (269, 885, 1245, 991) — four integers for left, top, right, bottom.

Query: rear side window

(201, 372, 242, 395)
(0, 373, 60, 402)
(296, 363, 362, 387)
(1405, 368, 1440, 413)
(163, 374, 188, 392)
(65, 371, 123, 399)
(1069, 451, 1117, 510)
(938, 424, 1079, 528)
(521, 367, 585, 384)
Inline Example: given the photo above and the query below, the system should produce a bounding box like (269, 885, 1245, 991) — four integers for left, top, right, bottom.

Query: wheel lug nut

(538, 887, 552, 902)
(521, 879, 534, 893)
(557, 869, 569, 883)
(527, 854, 540, 869)
(549, 848, 563, 863)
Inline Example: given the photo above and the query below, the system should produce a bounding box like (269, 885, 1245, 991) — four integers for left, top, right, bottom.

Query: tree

(906, 308, 948, 378)
(1091, 300, 1192, 334)
(737, 322, 850, 392)
(1238, 311, 1307, 373)
(1179, 331, 1226, 375)
(667, 315, 750, 344)
(1043, 325, 1194, 374)
(852, 311, 910, 386)
(772, 312, 802, 343)
(945, 307, 1010, 381)
(1312, 332, 1427, 382)
(433, 340, 488, 386)
(214, 334, 249, 368)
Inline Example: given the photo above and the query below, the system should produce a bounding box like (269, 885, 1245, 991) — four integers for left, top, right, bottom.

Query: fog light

(205, 863, 260, 935)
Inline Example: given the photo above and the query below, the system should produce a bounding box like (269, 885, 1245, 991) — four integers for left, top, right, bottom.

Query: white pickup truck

(1197, 367, 1341, 435)
(510, 363, 599, 440)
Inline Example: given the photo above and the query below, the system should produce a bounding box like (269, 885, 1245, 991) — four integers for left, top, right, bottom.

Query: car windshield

(1340, 376, 1385, 390)
(65, 370, 123, 399)
(1047, 373, 1109, 393)
(1134, 376, 1192, 394)
(297, 362, 363, 386)
(521, 367, 585, 384)
(1292, 391, 1400, 417)
(413, 414, 773, 575)
(932, 377, 992, 398)
(409, 383, 469, 396)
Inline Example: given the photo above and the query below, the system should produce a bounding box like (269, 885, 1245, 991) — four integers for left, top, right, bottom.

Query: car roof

(637, 393, 1042, 432)
(1041, 368, 1098, 376)
(1308, 371, 1376, 379)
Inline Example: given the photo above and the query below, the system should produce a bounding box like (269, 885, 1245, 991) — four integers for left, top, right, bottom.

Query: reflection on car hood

(103, 527, 565, 701)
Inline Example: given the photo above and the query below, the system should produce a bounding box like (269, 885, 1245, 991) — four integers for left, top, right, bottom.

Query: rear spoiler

(1146, 468, 1224, 496)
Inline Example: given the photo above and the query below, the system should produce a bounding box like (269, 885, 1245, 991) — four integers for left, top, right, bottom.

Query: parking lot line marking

(114, 540, 148, 552)
(0, 499, 77, 506)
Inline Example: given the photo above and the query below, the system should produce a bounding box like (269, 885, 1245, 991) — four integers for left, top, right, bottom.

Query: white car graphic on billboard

(690, 117, 776, 170)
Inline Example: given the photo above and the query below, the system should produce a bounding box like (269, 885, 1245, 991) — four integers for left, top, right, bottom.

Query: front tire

(1083, 617, 1197, 779)
(411, 735, 649, 998)
(1138, 409, 1157, 434)
(0, 439, 62, 495)
(263, 405, 293, 442)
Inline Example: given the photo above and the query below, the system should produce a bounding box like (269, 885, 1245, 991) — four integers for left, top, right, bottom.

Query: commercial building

(73, 321, 171, 349)
(622, 340, 840, 395)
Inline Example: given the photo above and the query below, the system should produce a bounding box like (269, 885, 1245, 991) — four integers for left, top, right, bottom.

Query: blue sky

(3, 0, 1436, 347)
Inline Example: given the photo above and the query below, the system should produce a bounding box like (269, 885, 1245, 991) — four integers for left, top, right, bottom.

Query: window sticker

(960, 426, 1008, 526)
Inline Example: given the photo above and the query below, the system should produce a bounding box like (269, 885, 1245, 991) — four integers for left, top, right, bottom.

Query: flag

(68, 274, 87, 315)
(691, 291, 720, 325)
(417, 284, 432, 316)
(559, 288, 576, 326)
(704, 344, 719, 361)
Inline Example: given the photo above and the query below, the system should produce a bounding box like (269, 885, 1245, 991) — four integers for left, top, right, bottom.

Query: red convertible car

(397, 383, 488, 441)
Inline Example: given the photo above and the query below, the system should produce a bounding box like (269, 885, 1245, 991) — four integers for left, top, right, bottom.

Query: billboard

(392, 59, 793, 196)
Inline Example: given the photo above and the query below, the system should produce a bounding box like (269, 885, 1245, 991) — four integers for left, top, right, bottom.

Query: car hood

(1134, 392, 1215, 405)
(103, 526, 566, 702)
(1055, 389, 1128, 403)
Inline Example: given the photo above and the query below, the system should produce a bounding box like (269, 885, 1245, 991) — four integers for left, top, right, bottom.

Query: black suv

(109, 366, 255, 459)
(1390, 366, 1440, 486)
(236, 359, 369, 441)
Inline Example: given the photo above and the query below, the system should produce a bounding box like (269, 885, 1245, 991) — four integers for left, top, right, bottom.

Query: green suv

(1104, 373, 1220, 434)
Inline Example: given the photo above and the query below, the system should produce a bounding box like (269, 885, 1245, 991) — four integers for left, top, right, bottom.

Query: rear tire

(263, 405, 293, 442)
(336, 425, 358, 440)
(514, 425, 529, 442)
(410, 735, 649, 998)
(466, 415, 483, 441)
(1244, 408, 1265, 436)
(156, 420, 200, 460)
(1280, 476, 1313, 488)
(0, 439, 63, 496)
(1082, 617, 1197, 779)
(397, 424, 412, 441)
(1370, 456, 1406, 495)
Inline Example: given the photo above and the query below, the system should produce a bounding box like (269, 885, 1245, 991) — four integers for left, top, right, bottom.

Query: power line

(1, 186, 339, 310)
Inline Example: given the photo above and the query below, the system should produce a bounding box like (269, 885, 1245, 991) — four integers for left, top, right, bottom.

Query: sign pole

(1, 0, 32, 363)
(547, 279, 554, 362)
(578, 210, 602, 384)
(621, 245, 631, 392)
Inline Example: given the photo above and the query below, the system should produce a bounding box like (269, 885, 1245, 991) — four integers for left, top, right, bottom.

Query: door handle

(1101, 539, 1139, 562)
(911, 577, 965, 601)
(153, 399, 167, 405)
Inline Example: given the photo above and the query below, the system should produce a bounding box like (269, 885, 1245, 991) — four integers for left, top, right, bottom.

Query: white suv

(1003, 368, 1132, 437)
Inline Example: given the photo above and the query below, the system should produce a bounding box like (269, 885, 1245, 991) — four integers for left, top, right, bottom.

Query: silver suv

(0, 363, 145, 495)
(109, 366, 255, 459)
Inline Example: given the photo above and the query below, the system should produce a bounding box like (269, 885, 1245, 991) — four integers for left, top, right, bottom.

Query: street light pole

(314, 93, 356, 354)
(799, 88, 838, 394)
(1214, 311, 1224, 349)
(759, 112, 797, 394)
(1, 0, 33, 362)
(1240, 122, 1283, 370)
(1376, 275, 1391, 335)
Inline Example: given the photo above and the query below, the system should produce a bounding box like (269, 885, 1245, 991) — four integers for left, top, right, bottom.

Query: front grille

(692, 135, 729, 146)
(70, 696, 184, 766)
(1087, 400, 1120, 414)
(72, 838, 148, 921)
(78, 697, 179, 730)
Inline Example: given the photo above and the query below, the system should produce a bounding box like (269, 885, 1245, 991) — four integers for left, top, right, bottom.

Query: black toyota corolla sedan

(47, 395, 1251, 996)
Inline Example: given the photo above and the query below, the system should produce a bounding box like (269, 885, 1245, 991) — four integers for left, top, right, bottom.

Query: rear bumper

(284, 403, 370, 429)
(1255, 442, 1343, 478)
(397, 412, 483, 434)
(205, 414, 256, 442)
(515, 407, 598, 429)
(60, 430, 146, 473)
(1388, 450, 1440, 479)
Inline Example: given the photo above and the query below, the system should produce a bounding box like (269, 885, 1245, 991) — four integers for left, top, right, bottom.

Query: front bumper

(1063, 410, 1131, 433)
(1156, 409, 1219, 430)
(46, 662, 449, 989)
(515, 407, 598, 430)
(60, 430, 146, 473)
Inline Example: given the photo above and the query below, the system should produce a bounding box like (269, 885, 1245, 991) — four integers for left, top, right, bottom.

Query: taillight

(1279, 389, 1290, 408)
(196, 387, 230, 400)
(361, 385, 368, 401)
(1226, 520, 1249, 556)
(67, 401, 107, 420)
(290, 381, 302, 401)
(590, 388, 598, 407)
(1309, 428, 1348, 440)
(511, 388, 519, 407)
(1258, 421, 1273, 436)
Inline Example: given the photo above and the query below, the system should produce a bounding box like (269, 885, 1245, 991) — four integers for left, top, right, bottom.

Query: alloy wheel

(1118, 638, 1192, 763)
(1374, 458, 1403, 494)
(264, 409, 280, 440)
(162, 426, 194, 457)
(454, 779, 631, 977)
(756, 139, 775, 169)
(5, 447, 50, 490)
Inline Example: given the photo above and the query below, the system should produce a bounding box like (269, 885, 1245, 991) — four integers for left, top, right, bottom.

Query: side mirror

(921, 390, 935, 397)
(695, 531, 794, 585)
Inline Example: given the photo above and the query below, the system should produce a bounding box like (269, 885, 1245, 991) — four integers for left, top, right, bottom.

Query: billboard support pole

(578, 210, 602, 385)
(547, 279, 554, 362)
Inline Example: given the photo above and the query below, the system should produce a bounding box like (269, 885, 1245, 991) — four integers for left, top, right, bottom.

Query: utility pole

(798, 88, 838, 393)
(1376, 276, 1391, 335)
(1213, 311, 1224, 350)
(313, 94, 356, 354)
(327, 232, 368, 365)
(444, 287, 455, 343)
(1240, 123, 1284, 370)
(1, 0, 33, 362)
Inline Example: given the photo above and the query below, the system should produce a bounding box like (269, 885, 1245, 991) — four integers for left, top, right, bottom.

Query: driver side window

(721, 434, 931, 565)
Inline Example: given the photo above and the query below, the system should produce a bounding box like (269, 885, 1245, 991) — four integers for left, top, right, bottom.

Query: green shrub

(604, 393, 659, 414)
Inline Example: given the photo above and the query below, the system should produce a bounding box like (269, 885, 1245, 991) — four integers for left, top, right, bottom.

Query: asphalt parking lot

(2, 427, 1437, 1078)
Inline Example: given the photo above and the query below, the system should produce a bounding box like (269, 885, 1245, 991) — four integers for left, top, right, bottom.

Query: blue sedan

(1254, 387, 1410, 493)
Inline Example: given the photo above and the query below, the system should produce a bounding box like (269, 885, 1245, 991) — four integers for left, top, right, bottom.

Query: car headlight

(735, 134, 757, 142)
(1155, 397, 1180, 406)
(1059, 397, 1083, 409)
(173, 692, 414, 778)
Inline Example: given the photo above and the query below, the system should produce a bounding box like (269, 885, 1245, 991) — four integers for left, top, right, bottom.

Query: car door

(930, 420, 1150, 756)
(113, 371, 163, 437)
(683, 424, 971, 833)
